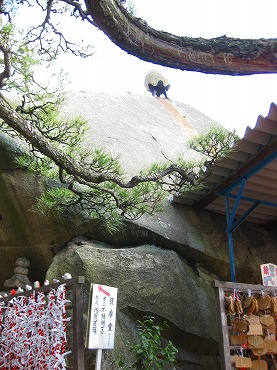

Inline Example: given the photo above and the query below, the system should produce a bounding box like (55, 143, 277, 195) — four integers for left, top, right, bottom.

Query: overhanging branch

(85, 0, 277, 75)
(0, 93, 197, 189)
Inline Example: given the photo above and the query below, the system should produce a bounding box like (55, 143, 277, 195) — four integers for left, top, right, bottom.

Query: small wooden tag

(235, 356, 252, 368)
(230, 334, 247, 346)
(232, 320, 248, 333)
(246, 315, 260, 325)
(264, 333, 275, 341)
(271, 296, 277, 313)
(244, 296, 253, 308)
(260, 315, 275, 327)
(248, 335, 264, 349)
(265, 340, 277, 354)
(258, 294, 271, 310)
(252, 359, 268, 370)
(244, 297, 259, 314)
(247, 324, 263, 336)
(252, 347, 267, 356)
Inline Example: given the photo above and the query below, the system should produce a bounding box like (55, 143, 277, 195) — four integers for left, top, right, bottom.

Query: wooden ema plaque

(235, 356, 252, 368)
(230, 333, 247, 346)
(252, 359, 268, 370)
(265, 339, 277, 354)
(247, 324, 263, 336)
(214, 281, 277, 370)
(248, 336, 264, 349)
(260, 315, 275, 327)
(246, 315, 261, 325)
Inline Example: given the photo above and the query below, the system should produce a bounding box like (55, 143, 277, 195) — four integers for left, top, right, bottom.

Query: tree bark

(85, 0, 277, 75)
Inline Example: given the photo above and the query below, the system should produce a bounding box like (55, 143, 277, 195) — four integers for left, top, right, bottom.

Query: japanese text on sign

(86, 284, 118, 349)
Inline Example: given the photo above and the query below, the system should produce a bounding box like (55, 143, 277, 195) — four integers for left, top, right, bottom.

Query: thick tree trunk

(85, 0, 277, 75)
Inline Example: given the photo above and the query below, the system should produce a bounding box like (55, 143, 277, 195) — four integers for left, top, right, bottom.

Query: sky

(19, 0, 277, 137)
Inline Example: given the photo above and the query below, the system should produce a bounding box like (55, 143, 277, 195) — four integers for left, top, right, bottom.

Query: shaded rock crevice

(122, 305, 219, 356)
(84, 219, 231, 281)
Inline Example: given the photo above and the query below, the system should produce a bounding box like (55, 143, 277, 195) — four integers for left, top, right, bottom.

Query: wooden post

(215, 281, 232, 370)
(72, 277, 85, 370)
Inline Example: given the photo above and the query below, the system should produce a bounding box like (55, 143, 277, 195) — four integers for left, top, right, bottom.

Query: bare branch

(59, 0, 96, 26)
(25, 0, 93, 59)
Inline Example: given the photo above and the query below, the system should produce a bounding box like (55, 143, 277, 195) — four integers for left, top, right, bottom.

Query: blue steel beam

(220, 193, 277, 208)
(225, 195, 236, 282)
(226, 178, 246, 231)
(220, 149, 277, 282)
(229, 201, 260, 232)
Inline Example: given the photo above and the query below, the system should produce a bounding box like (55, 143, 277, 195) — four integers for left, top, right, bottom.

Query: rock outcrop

(0, 92, 219, 287)
(46, 237, 220, 369)
(1, 92, 276, 369)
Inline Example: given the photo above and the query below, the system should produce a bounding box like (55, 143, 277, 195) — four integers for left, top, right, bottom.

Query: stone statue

(4, 257, 33, 289)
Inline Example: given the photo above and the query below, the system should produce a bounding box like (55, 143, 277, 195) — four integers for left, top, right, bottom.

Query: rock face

(1, 92, 277, 368)
(60, 91, 219, 176)
(0, 92, 219, 287)
(46, 237, 220, 369)
(0, 169, 98, 286)
(45, 204, 277, 369)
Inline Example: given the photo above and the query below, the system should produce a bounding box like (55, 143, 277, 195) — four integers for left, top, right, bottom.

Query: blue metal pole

(226, 178, 246, 231)
(227, 231, 236, 282)
(225, 195, 236, 282)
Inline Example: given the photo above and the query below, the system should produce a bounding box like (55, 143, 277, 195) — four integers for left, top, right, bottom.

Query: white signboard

(86, 284, 118, 349)
(260, 263, 277, 286)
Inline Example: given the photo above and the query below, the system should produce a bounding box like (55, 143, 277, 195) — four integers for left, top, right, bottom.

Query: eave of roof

(173, 102, 277, 225)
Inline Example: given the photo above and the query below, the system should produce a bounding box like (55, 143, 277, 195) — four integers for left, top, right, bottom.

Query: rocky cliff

(1, 92, 276, 369)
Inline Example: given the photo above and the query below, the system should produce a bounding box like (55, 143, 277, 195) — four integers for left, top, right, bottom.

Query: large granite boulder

(44, 200, 277, 369)
(0, 131, 26, 171)
(46, 237, 220, 369)
(1, 92, 277, 368)
(60, 91, 219, 176)
(0, 92, 220, 288)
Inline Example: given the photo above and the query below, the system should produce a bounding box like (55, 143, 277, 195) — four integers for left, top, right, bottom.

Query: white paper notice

(86, 284, 118, 349)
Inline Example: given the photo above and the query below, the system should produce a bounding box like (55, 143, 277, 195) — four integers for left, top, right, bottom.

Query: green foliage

(0, 19, 48, 95)
(188, 126, 239, 164)
(0, 21, 13, 41)
(114, 317, 178, 370)
(80, 148, 124, 177)
(132, 317, 178, 369)
(33, 187, 77, 217)
(113, 181, 164, 219)
(13, 109, 87, 177)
